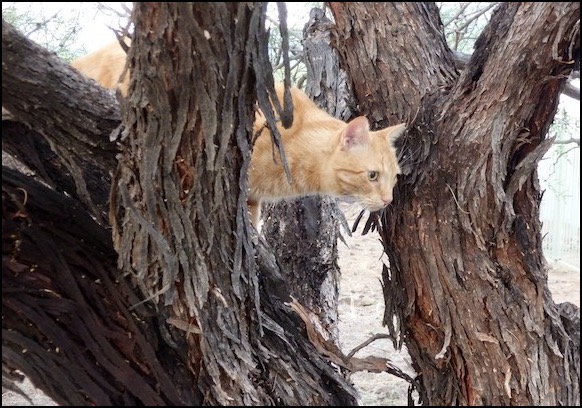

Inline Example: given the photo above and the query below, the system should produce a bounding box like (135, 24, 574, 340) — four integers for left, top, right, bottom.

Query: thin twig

(347, 333, 392, 358)
(446, 183, 470, 214)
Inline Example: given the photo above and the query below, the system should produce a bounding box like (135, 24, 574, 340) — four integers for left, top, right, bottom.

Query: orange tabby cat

(71, 42, 406, 227)
(71, 38, 130, 95)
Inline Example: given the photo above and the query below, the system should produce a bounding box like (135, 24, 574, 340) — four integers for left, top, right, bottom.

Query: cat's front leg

(247, 199, 261, 228)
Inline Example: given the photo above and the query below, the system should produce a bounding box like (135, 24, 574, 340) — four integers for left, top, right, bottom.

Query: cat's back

(266, 83, 343, 138)
(71, 39, 129, 91)
(273, 83, 331, 121)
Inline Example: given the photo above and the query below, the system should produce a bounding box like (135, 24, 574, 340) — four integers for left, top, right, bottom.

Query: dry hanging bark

(329, 2, 580, 405)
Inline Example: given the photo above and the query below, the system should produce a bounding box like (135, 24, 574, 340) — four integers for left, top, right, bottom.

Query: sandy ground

(2, 203, 579, 406)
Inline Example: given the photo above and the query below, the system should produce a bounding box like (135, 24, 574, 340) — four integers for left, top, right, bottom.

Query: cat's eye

(368, 171, 379, 181)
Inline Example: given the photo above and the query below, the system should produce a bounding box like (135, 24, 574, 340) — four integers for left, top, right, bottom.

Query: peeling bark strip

(330, 2, 580, 405)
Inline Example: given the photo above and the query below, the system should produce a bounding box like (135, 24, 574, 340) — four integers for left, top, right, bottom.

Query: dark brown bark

(2, 166, 190, 405)
(330, 2, 580, 405)
(2, 19, 119, 224)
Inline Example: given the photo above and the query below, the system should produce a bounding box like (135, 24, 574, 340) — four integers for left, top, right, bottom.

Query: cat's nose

(382, 197, 392, 206)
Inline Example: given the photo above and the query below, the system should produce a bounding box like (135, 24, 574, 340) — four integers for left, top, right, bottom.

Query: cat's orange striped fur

(71, 38, 130, 95)
(71, 41, 406, 227)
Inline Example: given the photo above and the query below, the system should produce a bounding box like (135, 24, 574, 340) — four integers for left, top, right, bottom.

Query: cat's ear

(341, 116, 370, 150)
(382, 123, 406, 145)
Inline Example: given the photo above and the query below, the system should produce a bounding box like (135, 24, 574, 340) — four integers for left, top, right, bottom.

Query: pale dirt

(3, 202, 579, 406)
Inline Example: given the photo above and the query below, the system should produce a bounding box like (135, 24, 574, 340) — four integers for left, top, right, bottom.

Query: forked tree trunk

(329, 2, 580, 405)
(3, 2, 580, 406)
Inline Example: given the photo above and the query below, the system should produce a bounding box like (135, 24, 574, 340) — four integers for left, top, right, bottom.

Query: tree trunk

(111, 4, 357, 404)
(329, 2, 580, 405)
(110, 4, 265, 404)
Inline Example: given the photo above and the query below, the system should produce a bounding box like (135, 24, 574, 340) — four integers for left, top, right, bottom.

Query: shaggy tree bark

(3, 3, 359, 406)
(329, 2, 580, 405)
(2, 167, 190, 405)
(110, 4, 359, 404)
(4, 2, 580, 406)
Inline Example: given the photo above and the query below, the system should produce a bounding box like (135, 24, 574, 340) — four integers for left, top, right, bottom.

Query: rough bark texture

(110, 4, 263, 404)
(2, 167, 189, 405)
(2, 20, 119, 225)
(2, 4, 358, 406)
(329, 2, 580, 405)
(109, 3, 356, 406)
(261, 7, 353, 342)
(330, 2, 457, 128)
(3, 2, 580, 406)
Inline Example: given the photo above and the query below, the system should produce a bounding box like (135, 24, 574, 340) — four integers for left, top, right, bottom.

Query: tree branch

(2, 166, 192, 405)
(2, 19, 121, 222)
(452, 53, 580, 101)
(453, 3, 498, 34)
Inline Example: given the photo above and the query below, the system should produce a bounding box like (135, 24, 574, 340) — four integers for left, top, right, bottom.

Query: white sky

(2, 2, 127, 51)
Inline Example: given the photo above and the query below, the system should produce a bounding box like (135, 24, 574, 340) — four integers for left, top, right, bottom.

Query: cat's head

(331, 116, 405, 212)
